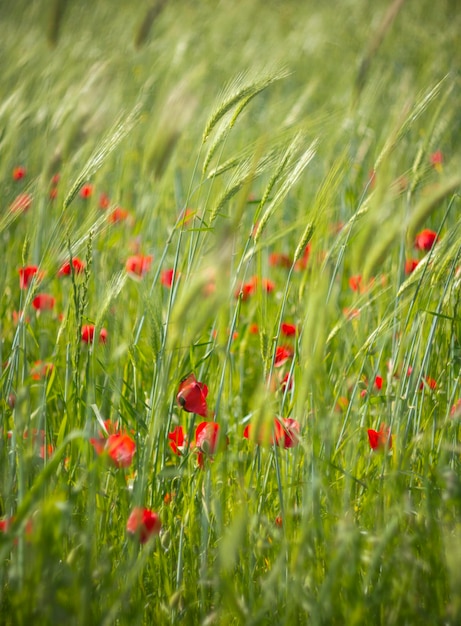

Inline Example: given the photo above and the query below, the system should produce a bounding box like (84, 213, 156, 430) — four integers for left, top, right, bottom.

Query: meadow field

(1, 0, 461, 623)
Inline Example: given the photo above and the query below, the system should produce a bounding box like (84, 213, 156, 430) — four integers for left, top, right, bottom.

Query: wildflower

(106, 433, 136, 468)
(81, 324, 107, 344)
(108, 207, 133, 224)
(280, 418, 300, 449)
(58, 258, 85, 276)
(430, 150, 443, 171)
(161, 268, 175, 288)
(49, 188, 58, 200)
(126, 254, 153, 278)
(275, 515, 283, 528)
(281, 322, 297, 337)
(405, 259, 419, 275)
(450, 399, 461, 419)
(168, 425, 186, 455)
(294, 244, 311, 271)
(249, 323, 259, 334)
(195, 421, 221, 468)
(269, 252, 292, 268)
(274, 345, 293, 367)
(176, 373, 210, 417)
(244, 417, 299, 448)
(374, 375, 383, 391)
(10, 193, 32, 213)
(79, 183, 93, 199)
(19, 265, 42, 289)
(13, 166, 26, 180)
(99, 192, 110, 209)
(281, 372, 293, 392)
(367, 425, 392, 451)
(51, 173, 60, 185)
(419, 376, 437, 391)
(126, 507, 161, 544)
(414, 229, 437, 252)
(235, 276, 275, 300)
(32, 294, 55, 311)
(30, 361, 54, 381)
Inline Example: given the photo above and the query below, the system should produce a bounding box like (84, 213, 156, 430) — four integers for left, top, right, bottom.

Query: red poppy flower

(161, 268, 175, 288)
(168, 425, 186, 455)
(269, 252, 292, 268)
(81, 324, 107, 344)
(30, 361, 54, 381)
(450, 399, 461, 419)
(419, 376, 437, 391)
(51, 173, 60, 185)
(367, 425, 392, 451)
(126, 507, 161, 544)
(195, 421, 220, 456)
(32, 294, 55, 311)
(106, 433, 136, 468)
(349, 275, 363, 292)
(280, 418, 300, 448)
(275, 515, 283, 528)
(414, 229, 437, 252)
(19, 265, 42, 289)
(58, 258, 85, 276)
(281, 322, 297, 337)
(430, 150, 443, 170)
(243, 419, 284, 446)
(281, 372, 293, 392)
(126, 254, 153, 278)
(13, 166, 26, 180)
(79, 183, 93, 199)
(294, 244, 311, 271)
(99, 192, 110, 209)
(49, 187, 58, 200)
(10, 193, 32, 213)
(108, 207, 133, 224)
(249, 323, 259, 334)
(176, 374, 210, 417)
(274, 345, 294, 367)
(236, 276, 275, 300)
(405, 259, 419, 275)
(374, 375, 383, 391)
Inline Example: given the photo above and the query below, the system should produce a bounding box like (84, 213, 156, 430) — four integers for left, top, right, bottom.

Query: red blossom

(414, 229, 437, 252)
(274, 345, 294, 367)
(419, 376, 437, 391)
(405, 259, 419, 275)
(126, 507, 161, 544)
(294, 244, 311, 271)
(99, 192, 110, 209)
(281, 372, 294, 392)
(79, 183, 93, 199)
(195, 421, 220, 456)
(244, 417, 300, 448)
(19, 265, 42, 289)
(236, 276, 275, 300)
(450, 399, 461, 419)
(13, 166, 26, 180)
(106, 433, 136, 468)
(176, 373, 210, 417)
(49, 188, 58, 200)
(81, 325, 107, 344)
(10, 193, 32, 213)
(374, 375, 383, 391)
(30, 361, 54, 381)
(161, 268, 176, 288)
(269, 252, 292, 268)
(32, 293, 55, 311)
(281, 322, 297, 337)
(58, 258, 85, 276)
(108, 207, 133, 224)
(168, 425, 186, 455)
(430, 150, 443, 170)
(367, 425, 392, 451)
(249, 323, 259, 334)
(51, 173, 60, 185)
(126, 254, 153, 278)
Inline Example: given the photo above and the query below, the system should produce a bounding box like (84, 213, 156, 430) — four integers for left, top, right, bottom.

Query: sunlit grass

(1, 0, 461, 624)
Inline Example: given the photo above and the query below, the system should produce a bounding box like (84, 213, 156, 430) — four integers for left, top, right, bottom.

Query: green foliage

(1, 0, 461, 624)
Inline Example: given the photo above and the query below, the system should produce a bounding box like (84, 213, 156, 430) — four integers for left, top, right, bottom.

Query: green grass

(1, 0, 461, 624)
